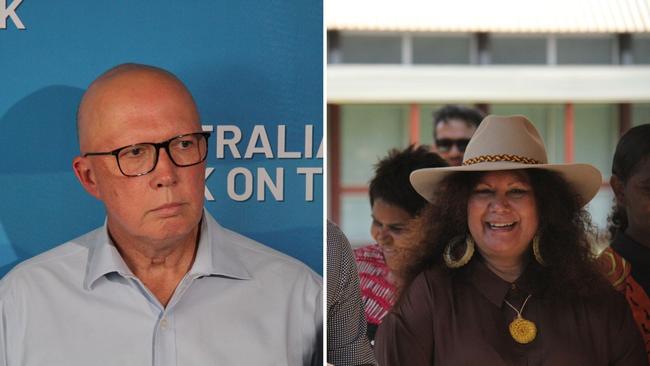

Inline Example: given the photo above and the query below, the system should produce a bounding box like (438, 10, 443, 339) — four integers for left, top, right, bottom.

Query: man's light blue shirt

(0, 211, 322, 366)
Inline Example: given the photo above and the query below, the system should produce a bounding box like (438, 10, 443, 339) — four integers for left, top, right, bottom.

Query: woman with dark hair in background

(354, 146, 447, 343)
(375, 116, 647, 365)
(598, 124, 650, 363)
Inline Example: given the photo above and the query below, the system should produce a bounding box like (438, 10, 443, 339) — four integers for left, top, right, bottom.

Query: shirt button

(160, 318, 169, 330)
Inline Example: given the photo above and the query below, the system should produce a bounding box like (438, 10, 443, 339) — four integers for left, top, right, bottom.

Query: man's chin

(147, 227, 197, 244)
(148, 216, 200, 240)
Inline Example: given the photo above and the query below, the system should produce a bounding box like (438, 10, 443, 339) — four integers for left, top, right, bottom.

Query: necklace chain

(503, 293, 537, 344)
(503, 293, 532, 317)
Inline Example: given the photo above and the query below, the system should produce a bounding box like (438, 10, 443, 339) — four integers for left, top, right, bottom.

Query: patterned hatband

(462, 154, 541, 166)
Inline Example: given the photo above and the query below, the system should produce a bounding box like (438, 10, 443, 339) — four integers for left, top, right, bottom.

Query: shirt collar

(83, 219, 135, 290)
(84, 210, 252, 290)
(187, 211, 252, 280)
(463, 255, 533, 307)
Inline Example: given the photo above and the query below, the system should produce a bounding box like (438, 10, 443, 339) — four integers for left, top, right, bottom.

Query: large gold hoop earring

(444, 235, 475, 268)
(532, 234, 545, 266)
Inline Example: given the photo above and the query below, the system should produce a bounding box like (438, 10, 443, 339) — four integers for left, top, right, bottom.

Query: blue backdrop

(0, 1, 323, 276)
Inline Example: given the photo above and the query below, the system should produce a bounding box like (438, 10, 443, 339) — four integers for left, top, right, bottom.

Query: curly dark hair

(395, 169, 610, 300)
(369, 145, 448, 216)
(432, 105, 485, 139)
(608, 124, 650, 238)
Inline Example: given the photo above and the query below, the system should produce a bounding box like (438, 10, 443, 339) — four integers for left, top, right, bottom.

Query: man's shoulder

(1, 228, 100, 289)
(212, 220, 321, 282)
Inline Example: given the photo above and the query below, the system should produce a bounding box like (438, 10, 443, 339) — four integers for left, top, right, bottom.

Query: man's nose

(151, 148, 178, 188)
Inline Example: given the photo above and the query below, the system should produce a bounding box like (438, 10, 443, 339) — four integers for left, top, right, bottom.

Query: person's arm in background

(0, 298, 6, 366)
(0, 277, 12, 366)
(326, 221, 377, 366)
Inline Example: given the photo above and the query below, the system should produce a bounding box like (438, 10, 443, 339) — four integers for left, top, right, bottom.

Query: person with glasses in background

(0, 64, 322, 366)
(432, 105, 484, 166)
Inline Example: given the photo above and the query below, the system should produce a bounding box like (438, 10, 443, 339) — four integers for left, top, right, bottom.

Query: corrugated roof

(326, 0, 650, 33)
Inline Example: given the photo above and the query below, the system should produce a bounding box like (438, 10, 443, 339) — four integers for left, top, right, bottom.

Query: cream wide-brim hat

(410, 115, 602, 207)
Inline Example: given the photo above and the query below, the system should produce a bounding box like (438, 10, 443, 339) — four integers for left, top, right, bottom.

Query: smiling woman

(467, 170, 539, 282)
(375, 115, 648, 366)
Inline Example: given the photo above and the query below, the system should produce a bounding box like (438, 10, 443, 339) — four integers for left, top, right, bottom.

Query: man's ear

(73, 156, 101, 199)
(610, 175, 625, 207)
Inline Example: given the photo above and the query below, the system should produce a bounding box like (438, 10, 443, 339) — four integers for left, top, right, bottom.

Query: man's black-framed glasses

(435, 138, 471, 153)
(84, 132, 211, 177)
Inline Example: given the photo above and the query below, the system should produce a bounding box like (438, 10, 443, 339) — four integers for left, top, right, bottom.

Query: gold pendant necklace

(503, 294, 536, 344)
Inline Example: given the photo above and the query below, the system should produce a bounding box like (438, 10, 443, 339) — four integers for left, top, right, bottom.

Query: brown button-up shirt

(375, 257, 647, 366)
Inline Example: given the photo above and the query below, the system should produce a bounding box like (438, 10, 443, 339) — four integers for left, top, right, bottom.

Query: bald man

(0, 64, 322, 366)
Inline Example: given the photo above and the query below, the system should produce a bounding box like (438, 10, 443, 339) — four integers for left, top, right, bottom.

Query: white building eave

(327, 65, 650, 103)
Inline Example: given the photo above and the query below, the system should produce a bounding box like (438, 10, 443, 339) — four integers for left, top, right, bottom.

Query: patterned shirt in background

(597, 232, 650, 364)
(353, 244, 397, 342)
(326, 221, 377, 366)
